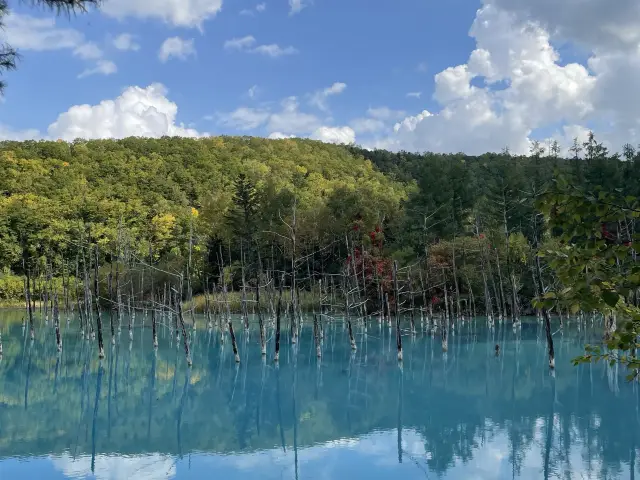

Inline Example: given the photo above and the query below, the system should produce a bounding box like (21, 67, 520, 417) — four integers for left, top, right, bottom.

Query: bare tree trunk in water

(229, 319, 240, 363)
(442, 267, 449, 352)
(129, 283, 134, 340)
(407, 269, 416, 335)
(241, 249, 249, 331)
(495, 248, 507, 321)
(152, 290, 158, 348)
(94, 247, 105, 359)
(289, 201, 298, 344)
(419, 268, 428, 328)
(345, 283, 357, 351)
(535, 254, 555, 369)
(274, 275, 284, 362)
(108, 270, 115, 344)
(347, 318, 357, 351)
(511, 272, 520, 323)
(604, 313, 617, 341)
(393, 261, 402, 361)
(25, 266, 35, 340)
(314, 314, 321, 358)
(174, 288, 192, 367)
(451, 239, 462, 320)
(54, 292, 62, 352)
(257, 282, 266, 355)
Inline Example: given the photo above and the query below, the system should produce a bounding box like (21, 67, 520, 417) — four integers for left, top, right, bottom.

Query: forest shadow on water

(0, 310, 639, 480)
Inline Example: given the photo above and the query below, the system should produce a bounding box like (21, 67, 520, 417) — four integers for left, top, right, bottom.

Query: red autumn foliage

(345, 221, 394, 307)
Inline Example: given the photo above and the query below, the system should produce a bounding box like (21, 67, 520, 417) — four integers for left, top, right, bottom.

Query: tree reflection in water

(0, 311, 638, 479)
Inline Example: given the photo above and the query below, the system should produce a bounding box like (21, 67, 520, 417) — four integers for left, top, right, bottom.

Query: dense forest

(0, 135, 637, 294)
(0, 134, 638, 370)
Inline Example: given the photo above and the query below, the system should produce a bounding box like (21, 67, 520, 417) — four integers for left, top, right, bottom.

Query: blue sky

(1, 0, 639, 154)
(1, 0, 478, 131)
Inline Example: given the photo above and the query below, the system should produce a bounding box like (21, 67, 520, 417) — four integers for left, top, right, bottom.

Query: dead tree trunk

(257, 281, 266, 355)
(393, 261, 403, 361)
(451, 239, 462, 320)
(408, 269, 416, 335)
(494, 248, 508, 321)
(441, 267, 449, 352)
(174, 288, 192, 367)
(274, 275, 284, 362)
(152, 290, 158, 348)
(94, 246, 105, 359)
(314, 314, 321, 358)
(108, 270, 115, 344)
(25, 266, 35, 340)
(229, 318, 240, 363)
(54, 292, 62, 352)
(535, 254, 555, 369)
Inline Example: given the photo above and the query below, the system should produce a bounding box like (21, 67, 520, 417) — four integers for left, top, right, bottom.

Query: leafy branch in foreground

(535, 175, 640, 379)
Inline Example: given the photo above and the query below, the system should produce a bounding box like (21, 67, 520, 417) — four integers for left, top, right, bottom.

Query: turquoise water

(0, 310, 638, 479)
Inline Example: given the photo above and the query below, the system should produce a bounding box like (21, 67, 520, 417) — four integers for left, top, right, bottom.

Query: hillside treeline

(0, 133, 638, 316)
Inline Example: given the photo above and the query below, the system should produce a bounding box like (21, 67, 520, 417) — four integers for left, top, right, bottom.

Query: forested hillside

(0, 136, 406, 292)
(1, 133, 639, 317)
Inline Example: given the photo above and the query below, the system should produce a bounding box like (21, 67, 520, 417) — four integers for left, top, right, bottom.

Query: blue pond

(0, 310, 638, 479)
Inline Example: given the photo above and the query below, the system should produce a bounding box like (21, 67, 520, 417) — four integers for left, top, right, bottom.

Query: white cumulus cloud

(224, 36, 298, 57)
(309, 82, 347, 111)
(240, 3, 266, 15)
(371, 0, 640, 154)
(268, 132, 296, 139)
(377, 3, 599, 155)
(4, 13, 117, 78)
(112, 33, 140, 51)
(78, 60, 117, 79)
(289, 0, 310, 15)
(217, 107, 270, 130)
(73, 42, 103, 60)
(47, 83, 203, 140)
(3, 13, 83, 51)
(311, 126, 355, 144)
(0, 124, 41, 140)
(247, 85, 259, 98)
(367, 107, 406, 121)
(101, 0, 223, 29)
(216, 95, 356, 145)
(267, 96, 321, 133)
(158, 37, 196, 62)
(349, 117, 386, 134)
(224, 35, 256, 50)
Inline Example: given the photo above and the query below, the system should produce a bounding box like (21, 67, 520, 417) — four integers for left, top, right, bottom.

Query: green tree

(226, 174, 259, 249)
(536, 177, 640, 379)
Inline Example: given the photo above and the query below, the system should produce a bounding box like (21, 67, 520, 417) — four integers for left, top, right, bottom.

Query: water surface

(0, 310, 638, 479)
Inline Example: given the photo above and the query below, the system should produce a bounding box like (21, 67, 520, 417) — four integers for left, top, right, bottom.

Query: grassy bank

(0, 287, 325, 315)
(187, 289, 323, 314)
